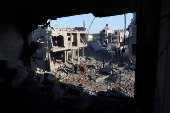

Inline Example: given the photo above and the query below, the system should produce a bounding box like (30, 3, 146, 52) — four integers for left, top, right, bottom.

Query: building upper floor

(114, 29, 126, 35)
(128, 12, 137, 37)
(32, 26, 88, 52)
(100, 29, 112, 42)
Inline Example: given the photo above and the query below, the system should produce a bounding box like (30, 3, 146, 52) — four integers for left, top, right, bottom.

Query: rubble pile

(59, 69, 135, 97)
(37, 76, 137, 113)
(36, 41, 135, 98)
(84, 44, 112, 62)
(36, 59, 135, 98)
(34, 41, 137, 112)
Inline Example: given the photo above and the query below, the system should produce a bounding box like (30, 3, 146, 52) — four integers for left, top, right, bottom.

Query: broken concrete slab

(95, 75, 109, 82)
(53, 81, 60, 90)
(99, 68, 112, 75)
(53, 88, 64, 101)
(97, 91, 130, 100)
(68, 86, 84, 97)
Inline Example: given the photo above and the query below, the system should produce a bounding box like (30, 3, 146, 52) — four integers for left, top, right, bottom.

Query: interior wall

(52, 36, 64, 47)
(68, 51, 71, 61)
(52, 36, 58, 46)
(79, 48, 83, 56)
(72, 33, 77, 46)
(50, 51, 64, 62)
(135, 0, 162, 112)
(154, 0, 170, 112)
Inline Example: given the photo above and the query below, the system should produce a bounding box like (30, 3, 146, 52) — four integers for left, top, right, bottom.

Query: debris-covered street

(35, 41, 137, 113)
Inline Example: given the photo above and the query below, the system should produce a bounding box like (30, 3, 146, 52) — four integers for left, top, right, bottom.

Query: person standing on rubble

(74, 64, 78, 74)
(82, 64, 86, 74)
(80, 63, 84, 74)
(103, 59, 105, 68)
(129, 59, 132, 68)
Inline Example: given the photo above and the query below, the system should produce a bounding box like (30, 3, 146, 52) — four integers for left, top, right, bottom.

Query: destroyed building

(107, 28, 128, 52)
(112, 29, 128, 50)
(100, 24, 112, 45)
(1, 0, 170, 112)
(114, 29, 127, 43)
(31, 26, 88, 71)
(128, 12, 137, 60)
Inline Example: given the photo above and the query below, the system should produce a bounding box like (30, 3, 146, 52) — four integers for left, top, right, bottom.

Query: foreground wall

(135, 0, 161, 112)
(154, 0, 170, 112)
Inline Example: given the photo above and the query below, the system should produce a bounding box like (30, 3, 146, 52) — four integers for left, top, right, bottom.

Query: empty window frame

(67, 33, 70, 36)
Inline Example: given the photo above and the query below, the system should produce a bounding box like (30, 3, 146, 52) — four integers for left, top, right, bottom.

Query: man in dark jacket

(80, 63, 83, 74)
(74, 64, 78, 74)
(103, 59, 105, 68)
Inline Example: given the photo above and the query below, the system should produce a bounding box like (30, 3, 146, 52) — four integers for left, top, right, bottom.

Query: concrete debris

(68, 86, 84, 97)
(53, 88, 64, 101)
(34, 41, 137, 112)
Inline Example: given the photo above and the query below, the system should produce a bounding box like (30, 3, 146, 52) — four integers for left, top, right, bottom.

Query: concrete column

(73, 49, 74, 59)
(71, 49, 73, 62)
(49, 53, 52, 71)
(82, 47, 84, 57)
(66, 51, 68, 62)
(77, 33, 79, 47)
(64, 51, 66, 63)
(78, 48, 79, 64)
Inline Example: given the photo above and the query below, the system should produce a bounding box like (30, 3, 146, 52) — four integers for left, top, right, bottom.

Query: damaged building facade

(1, 0, 170, 112)
(31, 26, 87, 71)
(100, 24, 112, 45)
(128, 12, 137, 60)
(107, 29, 128, 52)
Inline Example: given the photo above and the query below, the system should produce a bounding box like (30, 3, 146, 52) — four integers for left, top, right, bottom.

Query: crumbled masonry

(35, 42, 137, 113)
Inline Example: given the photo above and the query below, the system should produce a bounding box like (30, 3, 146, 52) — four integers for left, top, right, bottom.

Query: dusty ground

(35, 41, 138, 113)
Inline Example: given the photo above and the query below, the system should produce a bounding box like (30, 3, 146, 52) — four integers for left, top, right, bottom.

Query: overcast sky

(47, 13, 133, 35)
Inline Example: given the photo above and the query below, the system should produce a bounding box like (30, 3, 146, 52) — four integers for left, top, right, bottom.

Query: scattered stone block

(68, 86, 84, 97)
(53, 88, 64, 101)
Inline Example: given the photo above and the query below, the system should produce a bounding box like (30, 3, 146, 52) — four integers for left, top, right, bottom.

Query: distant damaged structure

(100, 24, 112, 46)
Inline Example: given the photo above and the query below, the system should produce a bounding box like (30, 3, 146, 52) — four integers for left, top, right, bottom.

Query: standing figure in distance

(82, 64, 86, 74)
(74, 64, 78, 74)
(103, 59, 105, 68)
(80, 63, 84, 74)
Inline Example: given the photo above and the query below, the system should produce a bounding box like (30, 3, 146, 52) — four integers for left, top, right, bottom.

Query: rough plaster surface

(0, 25, 23, 60)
